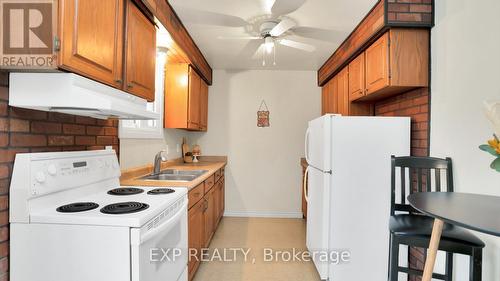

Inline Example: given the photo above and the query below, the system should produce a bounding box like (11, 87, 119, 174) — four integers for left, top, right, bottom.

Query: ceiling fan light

(265, 36, 274, 54)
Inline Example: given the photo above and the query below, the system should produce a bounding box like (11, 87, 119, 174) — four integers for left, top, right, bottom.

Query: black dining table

(408, 192, 500, 281)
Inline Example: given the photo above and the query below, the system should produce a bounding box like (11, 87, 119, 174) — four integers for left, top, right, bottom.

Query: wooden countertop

(120, 156, 227, 190)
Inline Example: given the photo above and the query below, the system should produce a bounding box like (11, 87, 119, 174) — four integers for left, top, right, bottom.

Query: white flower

(484, 100, 500, 137)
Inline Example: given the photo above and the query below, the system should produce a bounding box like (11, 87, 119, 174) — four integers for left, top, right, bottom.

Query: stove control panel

(29, 150, 120, 197)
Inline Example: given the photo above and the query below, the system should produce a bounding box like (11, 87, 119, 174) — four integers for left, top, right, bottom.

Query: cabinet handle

(115, 79, 123, 84)
(127, 83, 133, 88)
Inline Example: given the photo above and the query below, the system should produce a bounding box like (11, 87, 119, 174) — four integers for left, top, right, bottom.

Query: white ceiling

(169, 0, 378, 70)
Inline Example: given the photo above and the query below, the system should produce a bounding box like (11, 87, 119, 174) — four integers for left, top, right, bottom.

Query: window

(119, 51, 166, 139)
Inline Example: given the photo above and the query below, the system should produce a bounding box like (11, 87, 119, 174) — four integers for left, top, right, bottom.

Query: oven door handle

(139, 200, 187, 244)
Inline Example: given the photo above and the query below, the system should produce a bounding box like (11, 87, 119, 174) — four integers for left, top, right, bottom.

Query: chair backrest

(390, 156, 454, 215)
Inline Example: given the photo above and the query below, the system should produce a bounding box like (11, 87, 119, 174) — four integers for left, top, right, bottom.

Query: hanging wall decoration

(257, 100, 270, 127)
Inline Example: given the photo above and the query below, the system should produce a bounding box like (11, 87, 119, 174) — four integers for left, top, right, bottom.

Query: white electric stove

(9, 149, 188, 281)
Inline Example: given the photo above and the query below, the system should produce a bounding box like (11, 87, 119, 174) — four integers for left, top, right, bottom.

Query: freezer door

(306, 166, 330, 280)
(305, 115, 332, 171)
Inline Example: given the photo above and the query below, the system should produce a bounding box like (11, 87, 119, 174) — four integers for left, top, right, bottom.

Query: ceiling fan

(173, 0, 336, 66)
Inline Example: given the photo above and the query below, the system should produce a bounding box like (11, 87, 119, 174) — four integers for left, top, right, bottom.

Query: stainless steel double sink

(140, 169, 208, 182)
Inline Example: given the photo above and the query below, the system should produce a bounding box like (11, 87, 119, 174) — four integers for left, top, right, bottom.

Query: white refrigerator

(304, 115, 410, 281)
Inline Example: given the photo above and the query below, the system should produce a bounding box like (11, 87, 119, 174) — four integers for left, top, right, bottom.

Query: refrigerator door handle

(303, 166, 310, 202)
(305, 127, 311, 164)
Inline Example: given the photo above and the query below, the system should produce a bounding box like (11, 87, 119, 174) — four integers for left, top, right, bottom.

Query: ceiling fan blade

(235, 39, 264, 60)
(293, 26, 344, 43)
(271, 0, 306, 16)
(218, 36, 262, 40)
(174, 6, 248, 27)
(252, 44, 265, 60)
(279, 39, 315, 52)
(269, 19, 296, 37)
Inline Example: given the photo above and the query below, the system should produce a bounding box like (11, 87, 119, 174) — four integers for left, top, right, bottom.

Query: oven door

(130, 198, 188, 281)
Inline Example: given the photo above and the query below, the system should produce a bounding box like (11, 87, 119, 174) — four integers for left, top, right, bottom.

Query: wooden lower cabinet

(188, 198, 204, 280)
(188, 169, 225, 281)
(203, 186, 216, 247)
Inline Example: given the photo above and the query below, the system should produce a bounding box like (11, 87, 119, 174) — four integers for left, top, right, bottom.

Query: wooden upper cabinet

(164, 63, 208, 131)
(59, 0, 157, 101)
(362, 28, 429, 101)
(188, 67, 201, 130)
(59, 0, 124, 88)
(165, 63, 189, 128)
(365, 33, 390, 95)
(199, 80, 209, 131)
(321, 83, 328, 115)
(125, 0, 156, 101)
(348, 53, 366, 101)
(389, 29, 429, 89)
(321, 77, 336, 115)
(337, 67, 349, 116)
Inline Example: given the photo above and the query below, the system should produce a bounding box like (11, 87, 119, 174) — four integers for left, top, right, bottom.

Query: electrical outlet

(165, 145, 169, 155)
(176, 144, 180, 153)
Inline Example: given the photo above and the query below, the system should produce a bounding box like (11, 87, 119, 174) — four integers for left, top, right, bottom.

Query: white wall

(119, 129, 189, 169)
(430, 0, 500, 279)
(190, 69, 321, 217)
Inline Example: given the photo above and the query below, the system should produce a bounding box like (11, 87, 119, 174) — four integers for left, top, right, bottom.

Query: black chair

(388, 156, 484, 281)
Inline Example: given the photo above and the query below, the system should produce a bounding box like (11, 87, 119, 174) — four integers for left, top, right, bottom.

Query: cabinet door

(199, 80, 209, 131)
(348, 53, 366, 101)
(365, 33, 390, 95)
(213, 181, 220, 227)
(59, 0, 124, 88)
(164, 63, 189, 129)
(188, 67, 201, 130)
(323, 77, 337, 114)
(124, 0, 156, 101)
(330, 75, 339, 114)
(218, 177, 225, 222)
(321, 83, 328, 115)
(337, 68, 349, 116)
(188, 199, 204, 278)
(203, 189, 216, 247)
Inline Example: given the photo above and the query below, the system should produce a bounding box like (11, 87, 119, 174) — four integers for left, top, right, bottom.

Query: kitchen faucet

(153, 150, 167, 175)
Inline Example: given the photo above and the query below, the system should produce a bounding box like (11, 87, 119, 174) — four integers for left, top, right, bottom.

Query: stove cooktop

(34, 186, 187, 227)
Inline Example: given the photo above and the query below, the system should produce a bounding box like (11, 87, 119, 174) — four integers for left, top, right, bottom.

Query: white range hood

(9, 73, 159, 120)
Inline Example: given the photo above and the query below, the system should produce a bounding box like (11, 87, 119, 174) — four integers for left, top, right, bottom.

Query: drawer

(188, 182, 204, 209)
(204, 174, 215, 194)
(214, 169, 222, 181)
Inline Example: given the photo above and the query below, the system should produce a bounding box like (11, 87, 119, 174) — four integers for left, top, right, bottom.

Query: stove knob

(47, 164, 57, 176)
(35, 172, 46, 183)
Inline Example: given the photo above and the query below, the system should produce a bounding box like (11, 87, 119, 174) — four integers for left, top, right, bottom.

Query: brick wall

(387, 0, 434, 26)
(375, 87, 429, 281)
(0, 72, 119, 281)
(375, 87, 429, 157)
